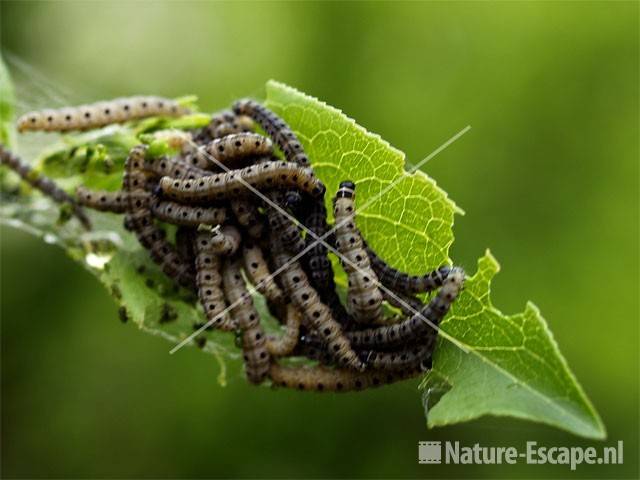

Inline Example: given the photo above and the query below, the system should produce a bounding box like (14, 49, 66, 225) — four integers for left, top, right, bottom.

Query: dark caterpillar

(381, 289, 424, 317)
(268, 363, 422, 392)
(76, 187, 130, 213)
(222, 258, 270, 384)
(17, 96, 190, 133)
(0, 144, 91, 229)
(230, 199, 264, 238)
(210, 225, 242, 256)
(200, 133, 273, 169)
(193, 231, 236, 331)
(150, 198, 226, 227)
(122, 145, 194, 288)
(366, 243, 452, 295)
(212, 115, 255, 138)
(265, 304, 302, 357)
(242, 242, 284, 304)
(333, 181, 383, 323)
(271, 235, 365, 371)
(358, 343, 434, 372)
(159, 161, 325, 202)
(266, 191, 306, 255)
(232, 99, 310, 167)
(194, 110, 238, 143)
(346, 267, 465, 348)
(301, 200, 352, 326)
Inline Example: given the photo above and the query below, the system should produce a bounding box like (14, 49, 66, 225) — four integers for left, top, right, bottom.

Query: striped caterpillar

(270, 235, 365, 371)
(212, 115, 254, 138)
(76, 187, 130, 213)
(366, 243, 452, 295)
(194, 110, 238, 143)
(242, 242, 284, 304)
(230, 199, 264, 238)
(222, 258, 270, 384)
(144, 154, 211, 180)
(210, 225, 242, 256)
(358, 343, 434, 372)
(0, 144, 92, 229)
(268, 363, 422, 392)
(265, 304, 302, 357)
(158, 161, 325, 202)
(122, 145, 194, 288)
(193, 231, 236, 331)
(17, 96, 190, 133)
(346, 267, 465, 348)
(232, 99, 310, 167)
(333, 181, 384, 323)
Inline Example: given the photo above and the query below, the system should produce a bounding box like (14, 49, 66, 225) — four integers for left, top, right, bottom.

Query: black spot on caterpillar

(265, 304, 302, 357)
(270, 235, 365, 371)
(268, 363, 423, 392)
(1, 144, 91, 229)
(150, 198, 227, 227)
(232, 99, 310, 167)
(230, 199, 264, 238)
(123, 145, 194, 289)
(193, 231, 236, 332)
(265, 190, 305, 255)
(366, 242, 452, 295)
(333, 181, 383, 323)
(17, 96, 190, 133)
(242, 242, 284, 304)
(347, 267, 465, 349)
(76, 187, 131, 213)
(159, 160, 325, 202)
(221, 258, 270, 384)
(210, 225, 242, 256)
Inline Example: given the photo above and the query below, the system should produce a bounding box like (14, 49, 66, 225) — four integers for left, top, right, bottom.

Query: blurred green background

(1, 1, 638, 478)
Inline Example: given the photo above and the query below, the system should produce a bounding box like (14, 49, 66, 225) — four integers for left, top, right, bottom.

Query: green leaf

(264, 80, 605, 439)
(0, 79, 605, 439)
(0, 54, 16, 147)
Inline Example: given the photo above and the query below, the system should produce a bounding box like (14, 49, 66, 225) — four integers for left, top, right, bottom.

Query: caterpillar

(265, 303, 302, 357)
(150, 198, 227, 227)
(358, 343, 434, 372)
(76, 187, 129, 213)
(158, 161, 325, 202)
(221, 258, 270, 384)
(0, 144, 92, 229)
(200, 133, 273, 170)
(194, 110, 238, 143)
(144, 154, 211, 180)
(230, 199, 264, 238)
(242, 242, 284, 304)
(264, 189, 306, 255)
(333, 181, 384, 323)
(232, 99, 310, 167)
(381, 289, 424, 317)
(210, 225, 242, 256)
(212, 115, 255, 138)
(268, 363, 422, 392)
(300, 200, 352, 326)
(270, 235, 365, 371)
(17, 96, 190, 133)
(193, 231, 236, 331)
(122, 145, 194, 289)
(366, 243, 452, 295)
(346, 267, 465, 348)
(175, 226, 196, 266)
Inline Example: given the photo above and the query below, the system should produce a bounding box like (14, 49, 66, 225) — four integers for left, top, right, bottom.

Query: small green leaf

(265, 80, 605, 439)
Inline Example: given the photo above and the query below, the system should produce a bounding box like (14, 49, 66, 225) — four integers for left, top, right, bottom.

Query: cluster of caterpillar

(3, 97, 465, 393)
